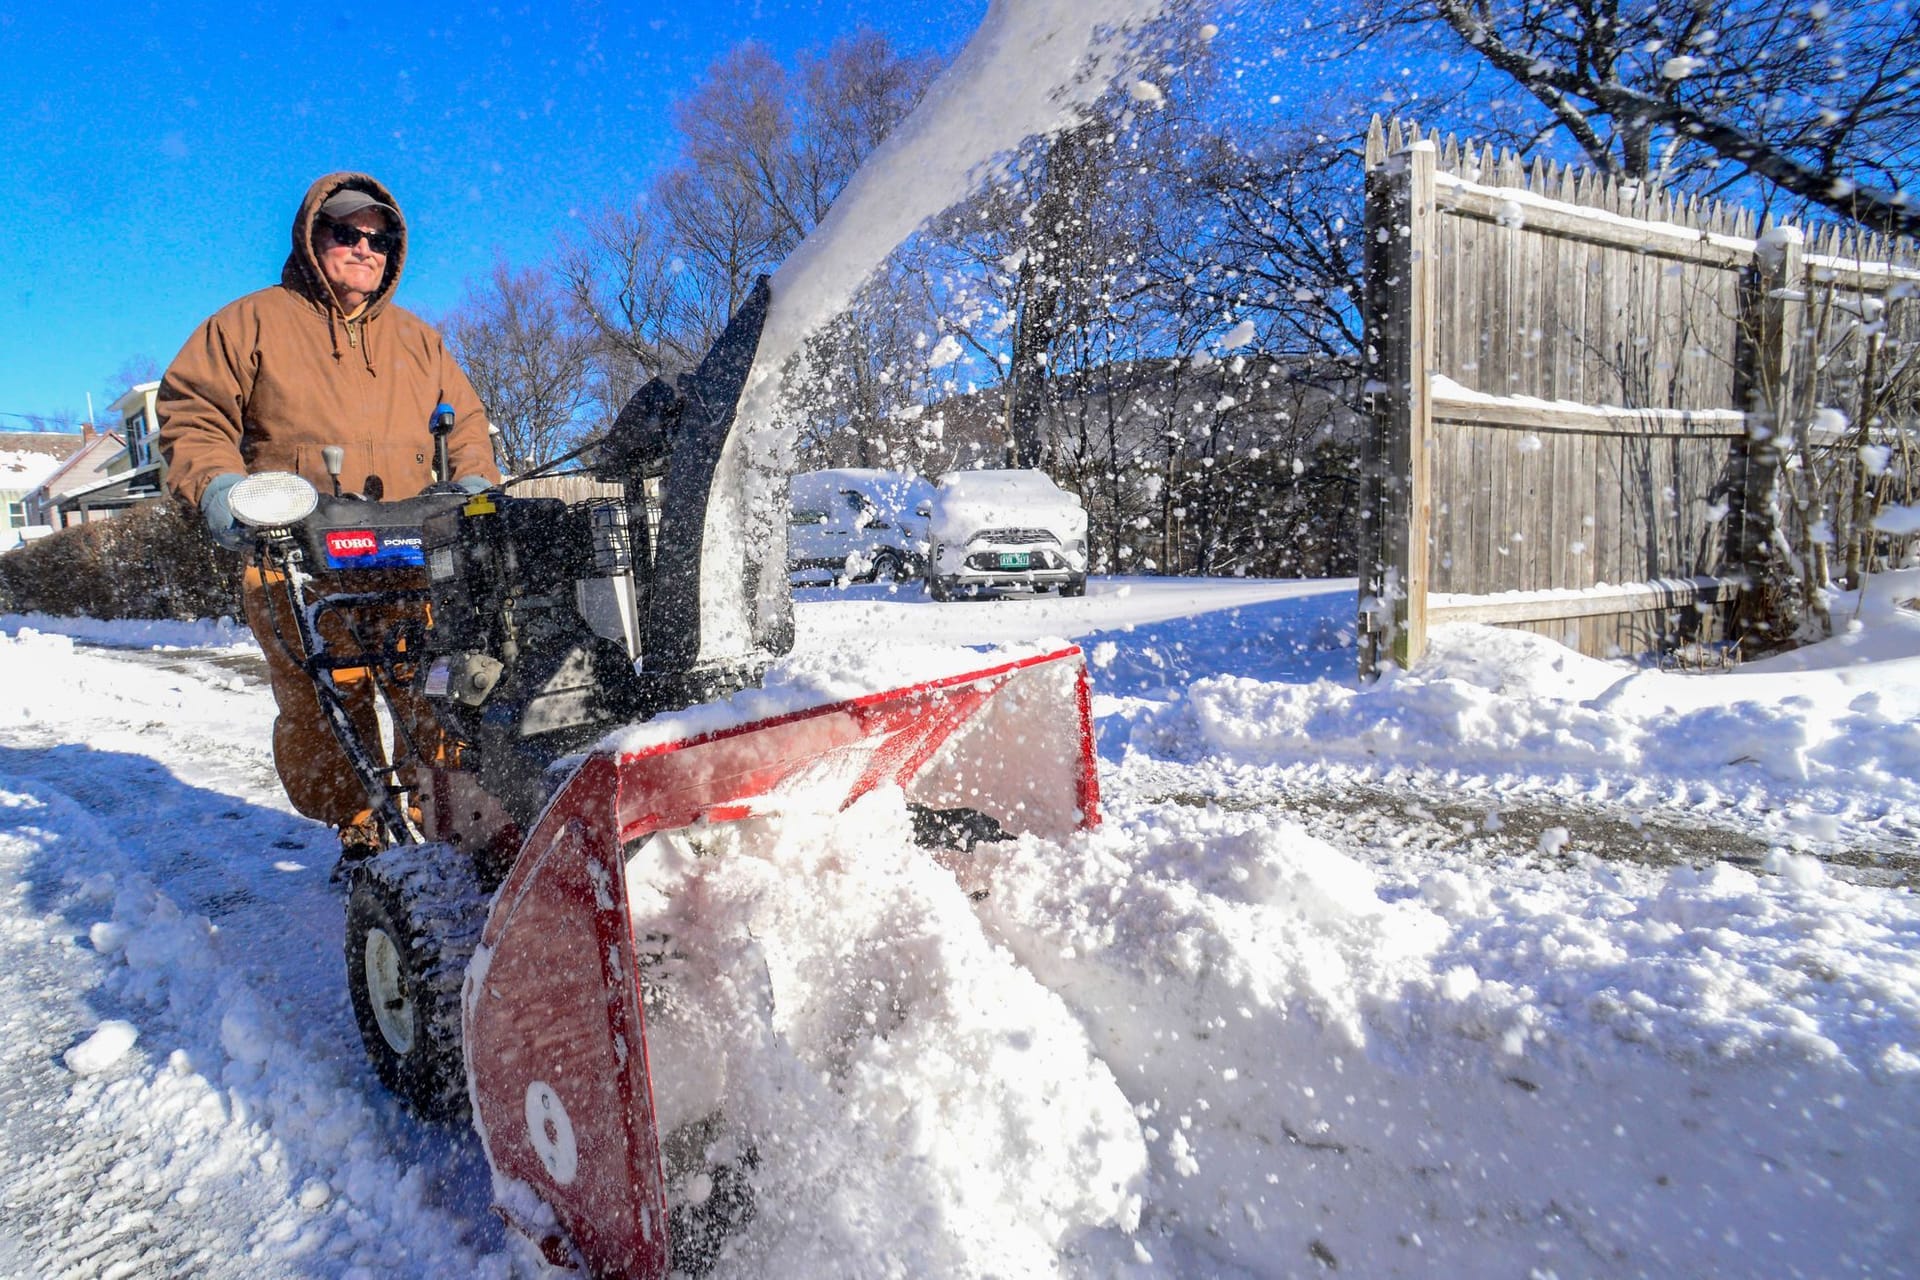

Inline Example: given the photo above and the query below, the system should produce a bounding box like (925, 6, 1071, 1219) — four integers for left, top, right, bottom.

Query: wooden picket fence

(1358, 116, 1920, 674)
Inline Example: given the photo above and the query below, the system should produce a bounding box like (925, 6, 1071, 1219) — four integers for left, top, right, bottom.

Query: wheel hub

(364, 926, 415, 1054)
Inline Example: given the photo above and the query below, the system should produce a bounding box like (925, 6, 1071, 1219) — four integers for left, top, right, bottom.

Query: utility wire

(0, 410, 84, 430)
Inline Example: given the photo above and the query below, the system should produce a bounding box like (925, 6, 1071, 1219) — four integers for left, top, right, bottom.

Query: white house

(106, 381, 166, 492)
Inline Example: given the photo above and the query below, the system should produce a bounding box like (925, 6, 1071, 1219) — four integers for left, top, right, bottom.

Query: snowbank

(1, 611, 257, 652)
(1118, 617, 1920, 840)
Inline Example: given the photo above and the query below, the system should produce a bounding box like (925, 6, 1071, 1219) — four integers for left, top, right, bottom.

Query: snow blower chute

(223, 275, 1098, 1279)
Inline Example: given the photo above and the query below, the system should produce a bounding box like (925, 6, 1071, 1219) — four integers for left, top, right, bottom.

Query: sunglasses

(320, 220, 401, 255)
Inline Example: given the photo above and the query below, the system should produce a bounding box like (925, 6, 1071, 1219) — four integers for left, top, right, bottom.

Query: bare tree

(560, 32, 941, 443)
(919, 107, 1179, 473)
(676, 35, 942, 251)
(655, 160, 789, 352)
(889, 18, 1380, 578)
(1167, 120, 1370, 379)
(1745, 255, 1920, 639)
(784, 264, 947, 471)
(4, 411, 83, 433)
(558, 201, 694, 428)
(110, 356, 163, 394)
(1358, 0, 1920, 235)
(442, 261, 596, 474)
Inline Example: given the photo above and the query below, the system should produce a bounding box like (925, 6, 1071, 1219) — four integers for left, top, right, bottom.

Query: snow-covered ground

(2, 572, 1916, 1278)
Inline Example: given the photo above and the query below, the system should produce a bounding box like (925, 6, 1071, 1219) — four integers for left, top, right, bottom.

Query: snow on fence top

(1367, 115, 1920, 284)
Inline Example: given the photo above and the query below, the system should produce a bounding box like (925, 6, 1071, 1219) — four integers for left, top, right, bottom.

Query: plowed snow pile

(627, 775, 1917, 1278)
(629, 799, 1146, 1275)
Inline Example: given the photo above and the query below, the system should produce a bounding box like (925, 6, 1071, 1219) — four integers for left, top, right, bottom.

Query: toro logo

(326, 530, 380, 558)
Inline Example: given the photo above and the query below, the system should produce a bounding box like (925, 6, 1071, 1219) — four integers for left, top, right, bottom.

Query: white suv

(788, 468, 934, 584)
(927, 469, 1088, 600)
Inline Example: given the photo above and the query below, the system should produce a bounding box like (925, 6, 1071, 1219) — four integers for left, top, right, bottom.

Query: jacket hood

(280, 171, 408, 317)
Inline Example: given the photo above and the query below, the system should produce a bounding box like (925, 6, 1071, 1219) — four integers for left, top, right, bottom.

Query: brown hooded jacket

(157, 172, 500, 509)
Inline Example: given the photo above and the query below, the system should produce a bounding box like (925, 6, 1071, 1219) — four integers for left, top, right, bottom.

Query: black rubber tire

(867, 551, 903, 584)
(928, 575, 953, 602)
(665, 1118, 760, 1277)
(908, 805, 1010, 852)
(344, 842, 490, 1119)
(1060, 574, 1087, 598)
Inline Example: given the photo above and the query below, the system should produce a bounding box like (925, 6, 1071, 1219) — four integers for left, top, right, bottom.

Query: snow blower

(223, 275, 1099, 1278)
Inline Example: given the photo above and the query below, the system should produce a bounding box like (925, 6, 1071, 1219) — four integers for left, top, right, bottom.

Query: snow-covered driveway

(1, 577, 1916, 1277)
(0, 630, 514, 1279)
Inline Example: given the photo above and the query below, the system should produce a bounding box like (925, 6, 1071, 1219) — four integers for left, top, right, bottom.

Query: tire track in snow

(1111, 756, 1920, 889)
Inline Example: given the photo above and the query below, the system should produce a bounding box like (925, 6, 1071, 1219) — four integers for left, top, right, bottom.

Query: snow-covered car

(926, 468, 1088, 600)
(787, 468, 935, 584)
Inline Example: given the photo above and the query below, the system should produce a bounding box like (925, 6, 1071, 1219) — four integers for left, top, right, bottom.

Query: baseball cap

(319, 189, 400, 222)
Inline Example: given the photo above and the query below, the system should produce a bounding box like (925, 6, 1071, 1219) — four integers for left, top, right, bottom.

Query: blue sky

(0, 0, 985, 429)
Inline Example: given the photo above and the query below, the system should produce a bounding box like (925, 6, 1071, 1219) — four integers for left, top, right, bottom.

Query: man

(158, 172, 501, 866)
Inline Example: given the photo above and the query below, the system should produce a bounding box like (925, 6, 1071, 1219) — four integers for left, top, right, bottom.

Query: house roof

(110, 381, 161, 417)
(0, 431, 86, 459)
(0, 434, 82, 494)
(50, 463, 162, 510)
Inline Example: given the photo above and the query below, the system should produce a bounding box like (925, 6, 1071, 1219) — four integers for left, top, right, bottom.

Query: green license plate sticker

(997, 552, 1030, 569)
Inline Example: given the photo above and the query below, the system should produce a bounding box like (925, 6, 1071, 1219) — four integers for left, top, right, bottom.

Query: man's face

(314, 209, 393, 310)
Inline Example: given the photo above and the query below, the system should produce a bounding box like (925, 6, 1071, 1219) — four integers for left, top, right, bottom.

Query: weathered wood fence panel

(1360, 116, 1920, 674)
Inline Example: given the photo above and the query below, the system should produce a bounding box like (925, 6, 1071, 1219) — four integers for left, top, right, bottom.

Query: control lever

(430, 402, 456, 485)
(321, 446, 344, 497)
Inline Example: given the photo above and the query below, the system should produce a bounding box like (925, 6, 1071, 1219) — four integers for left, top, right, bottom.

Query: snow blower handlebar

(224, 282, 786, 859)
(227, 473, 467, 851)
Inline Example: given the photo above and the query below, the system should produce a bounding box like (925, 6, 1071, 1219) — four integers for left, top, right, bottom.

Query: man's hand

(199, 473, 251, 551)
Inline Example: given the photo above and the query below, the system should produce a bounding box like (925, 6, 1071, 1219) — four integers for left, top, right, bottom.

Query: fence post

(1729, 225, 1802, 640)
(1359, 139, 1436, 678)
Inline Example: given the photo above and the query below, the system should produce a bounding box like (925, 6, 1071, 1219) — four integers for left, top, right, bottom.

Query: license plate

(996, 552, 1030, 569)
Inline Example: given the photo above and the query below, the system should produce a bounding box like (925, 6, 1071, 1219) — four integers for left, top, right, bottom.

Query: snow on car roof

(935, 468, 1070, 499)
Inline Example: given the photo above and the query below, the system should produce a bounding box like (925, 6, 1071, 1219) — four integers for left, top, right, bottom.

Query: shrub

(0, 502, 243, 621)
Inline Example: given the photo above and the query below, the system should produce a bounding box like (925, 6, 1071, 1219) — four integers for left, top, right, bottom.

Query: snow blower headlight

(229, 472, 319, 529)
